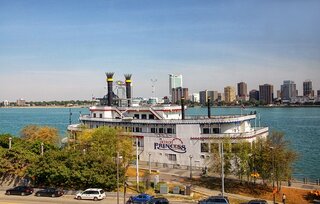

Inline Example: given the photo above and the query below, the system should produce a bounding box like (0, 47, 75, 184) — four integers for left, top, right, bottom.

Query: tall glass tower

(169, 74, 183, 95)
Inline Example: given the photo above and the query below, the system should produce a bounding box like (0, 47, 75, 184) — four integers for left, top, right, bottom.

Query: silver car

(75, 188, 106, 201)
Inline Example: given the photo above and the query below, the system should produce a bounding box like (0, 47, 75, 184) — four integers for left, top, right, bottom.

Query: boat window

(141, 114, 147, 119)
(135, 127, 140, 132)
(201, 143, 209, 152)
(149, 114, 154, 119)
(167, 128, 173, 134)
(202, 128, 210, 134)
(167, 154, 176, 161)
(99, 114, 103, 118)
(159, 128, 164, 133)
(212, 128, 220, 134)
(151, 128, 156, 133)
(93, 113, 96, 118)
(134, 114, 140, 119)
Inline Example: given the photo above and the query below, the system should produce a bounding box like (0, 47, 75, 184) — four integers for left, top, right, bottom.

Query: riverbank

(0, 105, 90, 109)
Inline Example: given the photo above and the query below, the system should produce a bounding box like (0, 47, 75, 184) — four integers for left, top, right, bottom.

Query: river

(0, 107, 319, 181)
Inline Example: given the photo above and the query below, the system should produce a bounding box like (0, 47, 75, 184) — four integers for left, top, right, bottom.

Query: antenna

(151, 78, 157, 98)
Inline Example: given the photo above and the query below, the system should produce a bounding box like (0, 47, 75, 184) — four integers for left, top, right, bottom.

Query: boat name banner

(154, 138, 186, 153)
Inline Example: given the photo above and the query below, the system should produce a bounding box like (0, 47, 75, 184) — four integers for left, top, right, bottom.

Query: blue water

(0, 107, 319, 181)
(0, 108, 89, 137)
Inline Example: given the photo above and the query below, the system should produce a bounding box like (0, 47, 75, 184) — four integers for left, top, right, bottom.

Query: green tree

(0, 134, 38, 182)
(233, 142, 252, 182)
(28, 126, 134, 190)
(267, 131, 298, 190)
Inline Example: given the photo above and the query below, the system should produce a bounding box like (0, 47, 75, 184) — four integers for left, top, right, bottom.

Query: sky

(1, 0, 320, 101)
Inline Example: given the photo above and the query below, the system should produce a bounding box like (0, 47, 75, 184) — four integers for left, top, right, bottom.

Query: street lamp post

(221, 142, 225, 197)
(270, 146, 275, 204)
(148, 153, 151, 174)
(136, 137, 139, 192)
(189, 155, 193, 179)
(41, 142, 44, 156)
(9, 137, 12, 149)
(117, 151, 120, 204)
(123, 182, 127, 204)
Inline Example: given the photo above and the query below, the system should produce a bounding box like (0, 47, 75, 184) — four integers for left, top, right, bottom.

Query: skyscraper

(259, 84, 274, 104)
(169, 74, 183, 95)
(199, 90, 217, 105)
(237, 82, 247, 100)
(191, 93, 200, 103)
(303, 80, 314, 97)
(249, 90, 259, 101)
(281, 80, 297, 101)
(171, 87, 188, 104)
(224, 86, 236, 103)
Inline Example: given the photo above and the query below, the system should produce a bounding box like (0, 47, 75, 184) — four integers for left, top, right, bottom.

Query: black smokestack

(181, 97, 185, 120)
(106, 72, 114, 106)
(207, 96, 211, 118)
(124, 74, 132, 107)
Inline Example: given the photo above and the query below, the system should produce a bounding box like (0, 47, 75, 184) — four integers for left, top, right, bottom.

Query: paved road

(0, 194, 196, 204)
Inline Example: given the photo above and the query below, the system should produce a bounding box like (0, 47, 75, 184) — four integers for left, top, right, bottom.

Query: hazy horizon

(1, 0, 320, 101)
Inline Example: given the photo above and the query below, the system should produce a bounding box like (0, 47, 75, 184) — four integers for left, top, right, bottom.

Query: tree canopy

(0, 126, 134, 190)
(20, 125, 60, 145)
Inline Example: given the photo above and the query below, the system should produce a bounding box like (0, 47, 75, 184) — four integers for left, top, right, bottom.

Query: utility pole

(148, 153, 151, 174)
(270, 146, 275, 204)
(117, 151, 120, 204)
(41, 142, 44, 156)
(136, 137, 139, 192)
(9, 137, 12, 149)
(221, 142, 225, 196)
(189, 155, 193, 179)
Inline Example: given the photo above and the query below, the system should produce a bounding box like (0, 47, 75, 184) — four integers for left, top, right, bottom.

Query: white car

(75, 188, 106, 201)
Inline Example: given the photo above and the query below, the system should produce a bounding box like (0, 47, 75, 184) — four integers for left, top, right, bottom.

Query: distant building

(224, 86, 236, 103)
(171, 87, 188, 104)
(191, 93, 200, 103)
(16, 98, 26, 106)
(237, 82, 248, 101)
(303, 80, 314, 97)
(162, 96, 170, 104)
(249, 90, 260, 101)
(276, 90, 281, 99)
(3, 100, 10, 106)
(281, 80, 297, 102)
(199, 90, 218, 105)
(169, 74, 183, 96)
(218, 93, 224, 102)
(208, 91, 218, 102)
(318, 90, 320, 96)
(259, 84, 274, 104)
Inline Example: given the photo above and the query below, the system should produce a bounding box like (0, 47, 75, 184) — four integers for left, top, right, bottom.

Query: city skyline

(1, 0, 320, 101)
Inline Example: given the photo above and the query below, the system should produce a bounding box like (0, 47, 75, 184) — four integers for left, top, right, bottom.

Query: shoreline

(0, 105, 90, 109)
(2, 105, 320, 109)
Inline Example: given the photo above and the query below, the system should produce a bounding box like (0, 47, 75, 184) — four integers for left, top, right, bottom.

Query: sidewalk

(135, 164, 319, 204)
